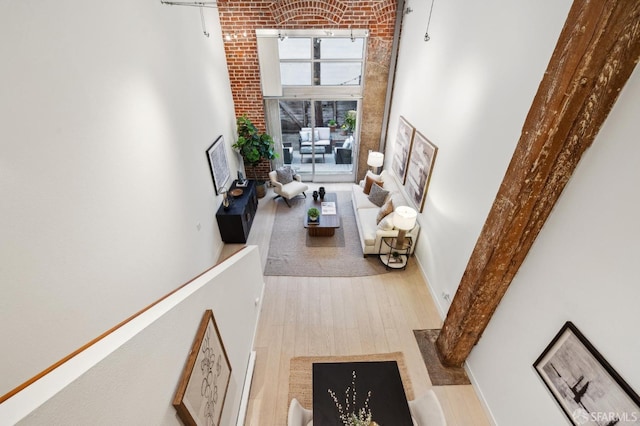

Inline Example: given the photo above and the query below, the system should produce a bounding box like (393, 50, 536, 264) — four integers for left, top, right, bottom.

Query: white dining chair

(408, 389, 447, 426)
(287, 398, 313, 426)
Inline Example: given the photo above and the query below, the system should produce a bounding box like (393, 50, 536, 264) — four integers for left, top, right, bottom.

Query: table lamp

(367, 151, 384, 173)
(394, 205, 417, 248)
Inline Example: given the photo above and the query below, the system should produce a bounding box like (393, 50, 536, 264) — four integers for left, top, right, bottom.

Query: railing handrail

(0, 246, 247, 405)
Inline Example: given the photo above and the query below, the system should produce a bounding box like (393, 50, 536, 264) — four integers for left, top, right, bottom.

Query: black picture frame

(404, 130, 437, 213)
(206, 135, 230, 195)
(534, 321, 640, 425)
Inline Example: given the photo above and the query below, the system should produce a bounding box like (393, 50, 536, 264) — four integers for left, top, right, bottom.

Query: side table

(379, 236, 413, 270)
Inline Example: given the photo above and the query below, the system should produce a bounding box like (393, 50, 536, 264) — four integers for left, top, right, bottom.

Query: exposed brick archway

(217, 0, 397, 181)
(268, 1, 349, 25)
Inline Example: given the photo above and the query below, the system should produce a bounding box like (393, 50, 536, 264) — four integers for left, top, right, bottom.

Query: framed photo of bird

(534, 321, 639, 425)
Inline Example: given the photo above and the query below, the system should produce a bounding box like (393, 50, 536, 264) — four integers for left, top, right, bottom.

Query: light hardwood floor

(220, 184, 491, 426)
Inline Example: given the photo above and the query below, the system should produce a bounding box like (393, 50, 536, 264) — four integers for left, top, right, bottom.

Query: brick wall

(218, 0, 398, 181)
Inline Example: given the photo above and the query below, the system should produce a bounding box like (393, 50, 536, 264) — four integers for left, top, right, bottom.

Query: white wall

(388, 1, 640, 424)
(0, 1, 239, 396)
(388, 0, 572, 314)
(1, 246, 264, 426)
(469, 66, 640, 425)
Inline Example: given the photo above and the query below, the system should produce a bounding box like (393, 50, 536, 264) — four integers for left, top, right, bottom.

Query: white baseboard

(236, 350, 257, 426)
(413, 255, 448, 321)
(413, 255, 497, 425)
(464, 363, 499, 426)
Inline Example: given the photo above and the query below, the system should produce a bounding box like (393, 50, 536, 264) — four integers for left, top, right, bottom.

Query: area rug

(413, 329, 471, 386)
(288, 352, 414, 410)
(264, 191, 389, 277)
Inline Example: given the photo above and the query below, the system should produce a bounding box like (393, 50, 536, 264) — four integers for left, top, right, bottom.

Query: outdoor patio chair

(283, 146, 292, 164)
(334, 146, 352, 164)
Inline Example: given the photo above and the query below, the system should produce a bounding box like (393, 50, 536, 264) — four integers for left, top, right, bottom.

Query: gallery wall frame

(534, 321, 640, 425)
(206, 135, 231, 195)
(404, 130, 437, 213)
(173, 310, 232, 426)
(391, 116, 415, 184)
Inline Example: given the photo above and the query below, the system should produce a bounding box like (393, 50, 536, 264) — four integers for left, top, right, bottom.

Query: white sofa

(351, 170, 420, 256)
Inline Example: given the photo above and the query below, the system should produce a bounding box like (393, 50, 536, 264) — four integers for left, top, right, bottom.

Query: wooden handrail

(0, 246, 248, 404)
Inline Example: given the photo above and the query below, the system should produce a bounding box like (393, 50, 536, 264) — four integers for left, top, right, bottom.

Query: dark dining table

(312, 361, 414, 426)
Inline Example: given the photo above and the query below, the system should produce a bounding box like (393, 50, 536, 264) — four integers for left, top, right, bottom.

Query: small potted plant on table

(307, 207, 320, 223)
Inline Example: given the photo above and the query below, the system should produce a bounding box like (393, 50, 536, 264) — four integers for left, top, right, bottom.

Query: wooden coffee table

(304, 192, 340, 236)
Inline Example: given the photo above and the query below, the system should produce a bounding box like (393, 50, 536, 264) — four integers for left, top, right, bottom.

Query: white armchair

(269, 169, 308, 207)
(287, 398, 313, 426)
(408, 390, 447, 426)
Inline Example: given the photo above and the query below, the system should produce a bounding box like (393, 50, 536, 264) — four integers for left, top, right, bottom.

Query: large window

(256, 29, 368, 182)
(278, 37, 365, 86)
(256, 29, 368, 97)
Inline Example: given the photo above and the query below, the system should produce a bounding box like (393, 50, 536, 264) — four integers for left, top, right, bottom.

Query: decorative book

(321, 202, 336, 215)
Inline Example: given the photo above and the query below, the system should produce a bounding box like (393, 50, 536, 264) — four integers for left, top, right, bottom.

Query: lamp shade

(394, 206, 417, 231)
(367, 151, 384, 168)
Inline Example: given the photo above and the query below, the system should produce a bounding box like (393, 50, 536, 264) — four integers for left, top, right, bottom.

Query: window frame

(278, 36, 365, 87)
(256, 28, 369, 99)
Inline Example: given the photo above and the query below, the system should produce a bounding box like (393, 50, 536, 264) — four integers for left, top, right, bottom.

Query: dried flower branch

(328, 370, 374, 426)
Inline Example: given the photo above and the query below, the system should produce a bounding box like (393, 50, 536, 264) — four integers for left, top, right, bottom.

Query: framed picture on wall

(206, 135, 230, 195)
(391, 116, 415, 184)
(534, 321, 640, 425)
(404, 130, 437, 212)
(173, 310, 232, 426)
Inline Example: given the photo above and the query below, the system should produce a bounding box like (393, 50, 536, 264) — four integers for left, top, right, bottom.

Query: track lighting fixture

(424, 0, 435, 42)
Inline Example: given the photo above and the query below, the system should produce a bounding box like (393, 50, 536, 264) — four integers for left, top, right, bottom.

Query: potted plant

(307, 207, 320, 223)
(328, 119, 337, 132)
(232, 115, 278, 198)
(341, 110, 357, 135)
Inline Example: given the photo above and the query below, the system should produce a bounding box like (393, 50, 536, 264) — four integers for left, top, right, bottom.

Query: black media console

(215, 180, 258, 243)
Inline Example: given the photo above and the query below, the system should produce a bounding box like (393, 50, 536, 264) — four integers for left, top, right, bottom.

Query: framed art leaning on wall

(391, 116, 415, 184)
(404, 130, 437, 213)
(173, 310, 232, 426)
(206, 135, 231, 195)
(534, 321, 640, 425)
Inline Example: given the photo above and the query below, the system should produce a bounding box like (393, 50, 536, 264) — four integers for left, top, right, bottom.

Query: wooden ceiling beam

(436, 0, 640, 367)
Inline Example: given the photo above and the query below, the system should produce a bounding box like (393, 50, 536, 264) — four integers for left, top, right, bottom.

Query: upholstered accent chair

(287, 398, 313, 426)
(408, 390, 447, 426)
(269, 168, 308, 207)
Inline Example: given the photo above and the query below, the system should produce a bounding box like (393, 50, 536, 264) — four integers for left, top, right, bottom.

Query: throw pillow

(368, 183, 390, 208)
(377, 211, 395, 229)
(376, 199, 395, 224)
(365, 170, 382, 181)
(300, 131, 310, 142)
(276, 166, 293, 185)
(363, 175, 383, 195)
